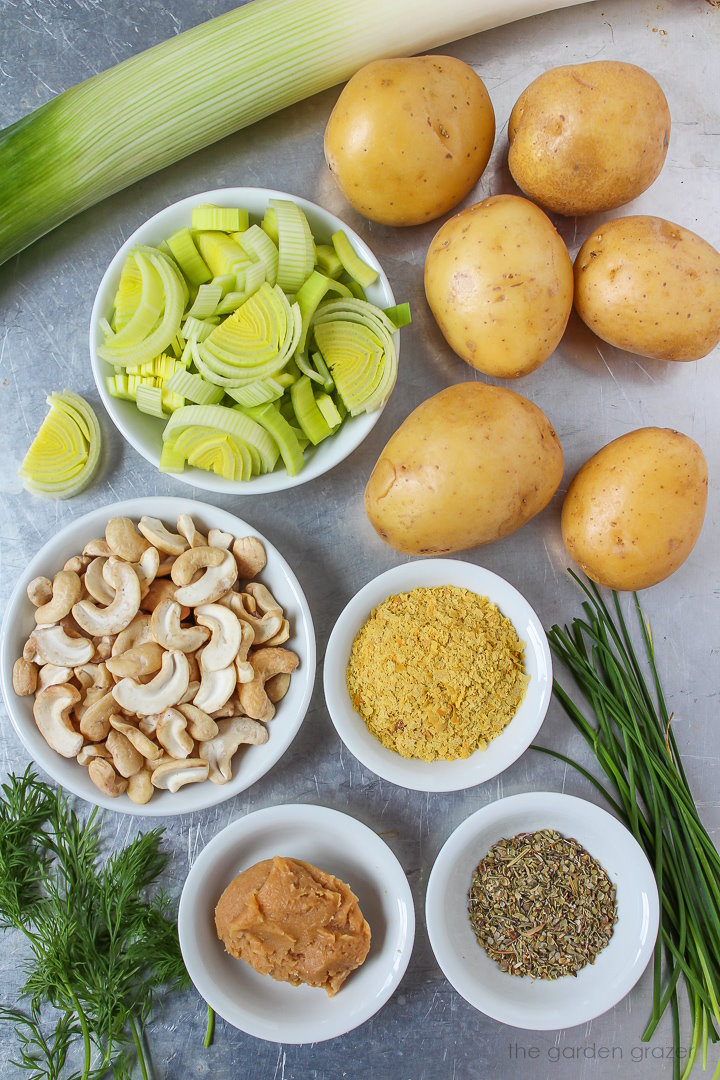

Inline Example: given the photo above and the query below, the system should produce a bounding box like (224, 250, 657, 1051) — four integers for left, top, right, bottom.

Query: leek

(0, 0, 587, 266)
(19, 391, 101, 499)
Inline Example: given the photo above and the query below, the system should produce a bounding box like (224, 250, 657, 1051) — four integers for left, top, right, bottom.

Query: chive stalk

(535, 573, 720, 1080)
(0, 0, 586, 266)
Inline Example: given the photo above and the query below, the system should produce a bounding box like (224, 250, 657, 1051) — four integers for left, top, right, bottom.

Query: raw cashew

(38, 664, 74, 690)
(199, 715, 268, 784)
(176, 513, 207, 549)
(78, 690, 117, 742)
(63, 555, 91, 574)
(219, 592, 282, 644)
(109, 714, 163, 760)
(105, 517, 151, 562)
(239, 647, 300, 722)
(171, 546, 237, 607)
(13, 658, 38, 696)
(208, 528, 233, 550)
(84, 558, 115, 605)
(127, 768, 154, 805)
(27, 576, 53, 607)
(73, 561, 141, 636)
(151, 758, 209, 792)
(33, 684, 83, 757)
(77, 743, 112, 766)
(141, 577, 186, 615)
(27, 625, 94, 667)
(151, 599, 209, 653)
(194, 659, 236, 715)
(245, 582, 282, 616)
(88, 757, 128, 797)
(112, 613, 153, 656)
(82, 538, 112, 558)
(195, 603, 242, 671)
(34, 570, 83, 625)
(232, 536, 266, 579)
(137, 516, 188, 556)
(263, 619, 290, 647)
(177, 702, 218, 741)
(156, 708, 194, 759)
(266, 672, 291, 703)
(234, 622, 255, 683)
(106, 729, 144, 778)
(112, 649, 190, 716)
(106, 642, 164, 680)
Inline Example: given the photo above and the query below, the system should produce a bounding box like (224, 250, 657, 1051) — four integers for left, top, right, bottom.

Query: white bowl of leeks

(89, 187, 398, 494)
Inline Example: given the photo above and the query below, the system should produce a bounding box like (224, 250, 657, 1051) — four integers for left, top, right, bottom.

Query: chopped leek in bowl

(89, 188, 404, 493)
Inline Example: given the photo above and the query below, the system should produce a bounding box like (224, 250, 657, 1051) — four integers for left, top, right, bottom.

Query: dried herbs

(468, 828, 617, 979)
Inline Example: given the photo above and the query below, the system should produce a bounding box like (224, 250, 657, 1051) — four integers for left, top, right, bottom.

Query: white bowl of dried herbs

(425, 791, 659, 1029)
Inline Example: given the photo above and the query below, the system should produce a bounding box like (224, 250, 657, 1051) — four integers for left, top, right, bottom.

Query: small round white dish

(0, 496, 315, 816)
(178, 802, 415, 1043)
(323, 560, 552, 793)
(89, 187, 397, 494)
(426, 791, 659, 1030)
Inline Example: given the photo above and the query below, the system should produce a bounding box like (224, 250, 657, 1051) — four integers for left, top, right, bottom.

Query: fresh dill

(0, 769, 192, 1079)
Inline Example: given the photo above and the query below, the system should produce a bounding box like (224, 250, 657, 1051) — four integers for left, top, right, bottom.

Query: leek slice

(383, 302, 412, 329)
(244, 403, 304, 476)
(316, 393, 342, 430)
(19, 391, 101, 499)
(191, 205, 249, 232)
(237, 225, 279, 287)
(165, 368, 225, 405)
(331, 230, 379, 289)
(167, 228, 212, 286)
(135, 384, 168, 418)
(290, 375, 332, 445)
(212, 274, 237, 298)
(195, 232, 247, 276)
(261, 209, 279, 247)
(186, 282, 222, 318)
(180, 315, 217, 341)
(270, 198, 315, 293)
(315, 244, 344, 279)
(311, 350, 334, 392)
(98, 248, 185, 367)
(163, 404, 278, 473)
(196, 284, 300, 386)
(295, 352, 324, 384)
(312, 298, 398, 415)
(295, 270, 351, 353)
(112, 254, 143, 332)
(225, 378, 286, 407)
(159, 440, 186, 473)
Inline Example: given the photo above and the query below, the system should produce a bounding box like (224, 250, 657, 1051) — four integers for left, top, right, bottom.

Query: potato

(424, 194, 573, 378)
(508, 61, 670, 216)
(574, 216, 720, 362)
(561, 428, 708, 591)
(324, 56, 494, 227)
(364, 382, 564, 555)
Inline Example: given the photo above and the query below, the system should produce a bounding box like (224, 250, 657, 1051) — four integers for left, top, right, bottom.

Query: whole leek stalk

(0, 0, 588, 266)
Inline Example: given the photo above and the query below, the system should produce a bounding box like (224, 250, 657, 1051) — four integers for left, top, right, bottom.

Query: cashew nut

(137, 515, 189, 556)
(199, 715, 268, 783)
(73, 560, 141, 636)
(140, 577, 188, 615)
(156, 708, 194, 759)
(128, 547, 160, 597)
(38, 663, 74, 690)
(234, 622, 255, 683)
(83, 538, 112, 558)
(219, 591, 283, 644)
(208, 527, 233, 550)
(88, 757, 128, 797)
(178, 679, 200, 705)
(13, 657, 38, 696)
(105, 517, 151, 562)
(27, 625, 94, 667)
(232, 536, 266, 580)
(106, 729, 144, 778)
(84, 558, 115, 605)
(112, 613, 153, 656)
(34, 570, 83, 625)
(171, 546, 237, 607)
(106, 641, 164, 680)
(195, 603, 242, 671)
(77, 742, 112, 766)
(193, 658, 236, 715)
(151, 599, 209, 653)
(63, 554, 91, 574)
(177, 513, 207, 549)
(112, 649, 190, 716)
(266, 672, 291, 703)
(244, 582, 282, 615)
(77, 690, 117, 742)
(177, 702, 218, 741)
(263, 619, 290, 647)
(239, 647, 300, 722)
(33, 684, 83, 757)
(92, 635, 115, 661)
(151, 758, 209, 792)
(27, 576, 53, 607)
(127, 768, 154, 804)
(109, 714, 163, 760)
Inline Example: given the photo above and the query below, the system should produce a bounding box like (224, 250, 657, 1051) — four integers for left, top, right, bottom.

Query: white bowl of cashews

(0, 496, 315, 816)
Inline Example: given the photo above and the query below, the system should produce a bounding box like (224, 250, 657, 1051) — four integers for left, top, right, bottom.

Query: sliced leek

(19, 391, 101, 499)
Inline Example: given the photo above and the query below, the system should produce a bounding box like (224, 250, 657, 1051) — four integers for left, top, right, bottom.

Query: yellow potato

(324, 56, 494, 227)
(424, 194, 573, 378)
(574, 216, 720, 361)
(508, 61, 670, 216)
(561, 428, 708, 591)
(364, 382, 564, 555)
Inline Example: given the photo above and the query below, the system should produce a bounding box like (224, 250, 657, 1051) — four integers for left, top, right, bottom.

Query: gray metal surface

(0, 1, 718, 1077)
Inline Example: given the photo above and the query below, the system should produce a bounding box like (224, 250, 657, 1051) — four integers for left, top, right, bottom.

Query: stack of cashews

(13, 514, 299, 804)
